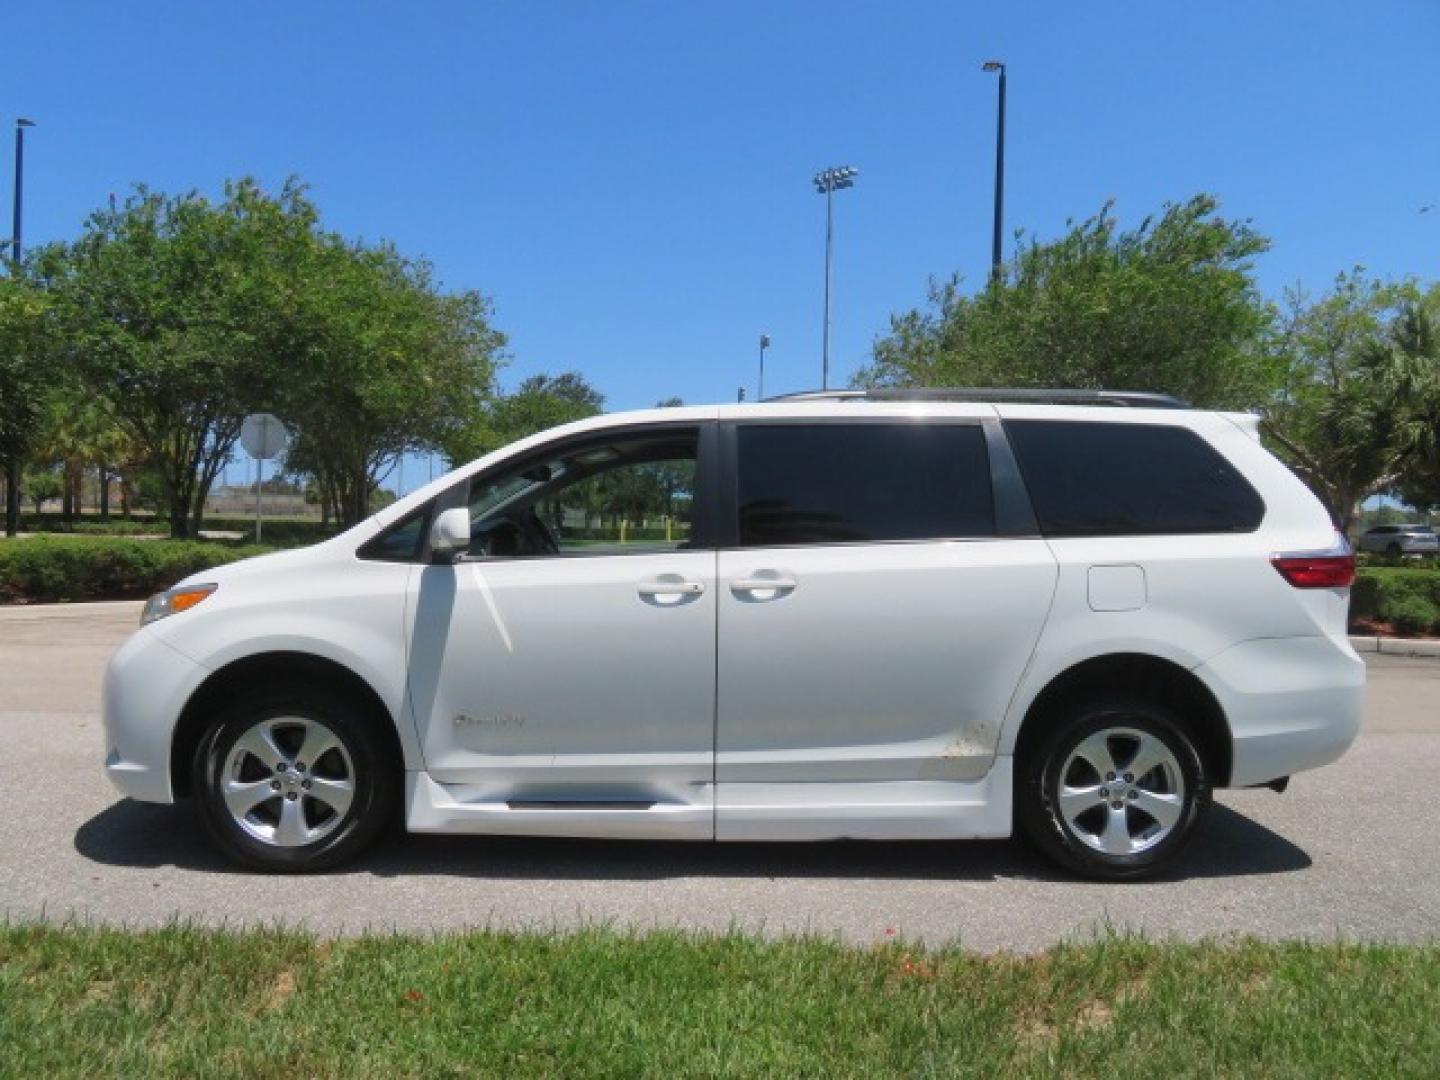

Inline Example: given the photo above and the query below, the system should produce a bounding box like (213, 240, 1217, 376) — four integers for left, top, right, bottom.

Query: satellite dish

(241, 413, 288, 460)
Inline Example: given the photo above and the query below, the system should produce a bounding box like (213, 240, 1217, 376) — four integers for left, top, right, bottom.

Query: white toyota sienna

(103, 389, 1365, 880)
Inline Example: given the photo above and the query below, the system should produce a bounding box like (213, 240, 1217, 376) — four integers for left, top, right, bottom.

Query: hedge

(0, 537, 273, 604)
(202, 516, 342, 546)
(19, 513, 338, 547)
(19, 515, 167, 537)
(1351, 568, 1440, 636)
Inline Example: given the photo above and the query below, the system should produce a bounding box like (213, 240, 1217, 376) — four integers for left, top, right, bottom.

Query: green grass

(2, 925, 1438, 1077)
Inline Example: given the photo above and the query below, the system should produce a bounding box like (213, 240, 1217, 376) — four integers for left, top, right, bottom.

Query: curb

(1350, 635, 1440, 659)
(0, 600, 145, 621)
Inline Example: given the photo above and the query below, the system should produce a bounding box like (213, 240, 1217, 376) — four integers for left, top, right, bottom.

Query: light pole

(982, 61, 1006, 282)
(5, 118, 35, 538)
(758, 333, 770, 399)
(813, 165, 858, 390)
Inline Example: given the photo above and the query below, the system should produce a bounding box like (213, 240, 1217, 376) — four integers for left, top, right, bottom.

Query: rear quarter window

(1004, 420, 1265, 537)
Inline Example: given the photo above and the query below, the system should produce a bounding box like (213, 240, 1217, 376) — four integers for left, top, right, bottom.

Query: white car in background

(1357, 524, 1439, 557)
(103, 389, 1364, 880)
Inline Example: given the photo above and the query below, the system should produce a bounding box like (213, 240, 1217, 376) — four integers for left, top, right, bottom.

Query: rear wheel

(1018, 699, 1211, 880)
(1386, 542, 1402, 557)
(192, 685, 398, 872)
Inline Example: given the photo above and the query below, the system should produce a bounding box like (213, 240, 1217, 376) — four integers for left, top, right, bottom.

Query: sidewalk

(1348, 634, 1440, 658)
(0, 600, 145, 622)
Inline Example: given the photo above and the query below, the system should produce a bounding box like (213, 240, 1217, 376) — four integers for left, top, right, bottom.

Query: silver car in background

(1358, 524, 1440, 556)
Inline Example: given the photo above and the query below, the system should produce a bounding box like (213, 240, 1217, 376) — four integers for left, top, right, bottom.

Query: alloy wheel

(1056, 726, 1186, 856)
(220, 716, 356, 847)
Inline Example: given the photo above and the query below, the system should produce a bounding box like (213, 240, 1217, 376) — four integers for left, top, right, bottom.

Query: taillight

(1271, 532, 1355, 589)
(1272, 532, 1347, 593)
(1271, 555, 1355, 588)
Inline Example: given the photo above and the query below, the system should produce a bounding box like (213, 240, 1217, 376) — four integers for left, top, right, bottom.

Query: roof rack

(762, 387, 1191, 409)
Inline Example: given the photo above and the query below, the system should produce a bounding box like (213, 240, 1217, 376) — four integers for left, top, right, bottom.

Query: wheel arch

(1012, 653, 1233, 787)
(169, 651, 404, 798)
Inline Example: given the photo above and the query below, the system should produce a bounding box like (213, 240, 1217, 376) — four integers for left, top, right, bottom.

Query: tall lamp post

(982, 61, 1006, 282)
(758, 333, 770, 400)
(5, 118, 35, 538)
(813, 165, 858, 390)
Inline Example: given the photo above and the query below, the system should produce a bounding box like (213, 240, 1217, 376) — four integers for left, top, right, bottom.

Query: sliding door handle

(729, 575, 797, 597)
(637, 579, 706, 598)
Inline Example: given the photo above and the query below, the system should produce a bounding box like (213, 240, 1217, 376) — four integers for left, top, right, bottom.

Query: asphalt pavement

(2, 601, 1438, 951)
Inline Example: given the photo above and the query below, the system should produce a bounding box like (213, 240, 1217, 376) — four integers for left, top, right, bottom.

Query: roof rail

(762, 387, 1191, 409)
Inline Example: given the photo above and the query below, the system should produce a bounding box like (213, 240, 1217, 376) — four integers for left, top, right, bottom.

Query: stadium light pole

(982, 61, 1007, 282)
(5, 118, 36, 538)
(813, 165, 858, 390)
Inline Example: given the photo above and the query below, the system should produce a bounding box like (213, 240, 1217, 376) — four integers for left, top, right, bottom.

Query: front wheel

(1017, 700, 1211, 880)
(192, 685, 398, 872)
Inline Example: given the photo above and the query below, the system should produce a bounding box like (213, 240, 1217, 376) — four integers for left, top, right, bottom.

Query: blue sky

(5, 2, 1439, 489)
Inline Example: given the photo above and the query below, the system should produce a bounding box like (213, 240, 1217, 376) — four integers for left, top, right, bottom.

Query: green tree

(37, 179, 320, 537)
(279, 236, 504, 525)
(1350, 297, 1440, 520)
(38, 178, 504, 533)
(1264, 271, 1421, 532)
(21, 467, 63, 514)
(27, 387, 121, 521)
(445, 372, 604, 464)
(0, 274, 50, 535)
(860, 195, 1278, 409)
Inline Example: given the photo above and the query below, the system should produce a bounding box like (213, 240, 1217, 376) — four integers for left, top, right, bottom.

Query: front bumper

(102, 626, 211, 803)
(1195, 635, 1366, 788)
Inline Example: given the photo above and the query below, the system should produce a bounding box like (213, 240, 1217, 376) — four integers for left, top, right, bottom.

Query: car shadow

(74, 800, 1310, 883)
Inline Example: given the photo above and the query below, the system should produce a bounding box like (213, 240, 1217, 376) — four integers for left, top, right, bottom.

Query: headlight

(141, 583, 218, 626)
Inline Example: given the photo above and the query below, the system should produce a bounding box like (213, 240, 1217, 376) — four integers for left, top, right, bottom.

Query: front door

(405, 421, 718, 839)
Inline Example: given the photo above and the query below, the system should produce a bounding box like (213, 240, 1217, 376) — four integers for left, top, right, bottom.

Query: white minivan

(103, 389, 1365, 879)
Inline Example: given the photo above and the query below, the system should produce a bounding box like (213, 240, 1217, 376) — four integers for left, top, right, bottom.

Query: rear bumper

(1195, 635, 1365, 788)
(102, 627, 210, 804)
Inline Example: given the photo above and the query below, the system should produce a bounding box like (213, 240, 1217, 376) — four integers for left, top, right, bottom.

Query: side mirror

(429, 507, 472, 564)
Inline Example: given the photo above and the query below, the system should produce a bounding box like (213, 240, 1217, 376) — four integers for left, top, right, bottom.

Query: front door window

(465, 431, 698, 558)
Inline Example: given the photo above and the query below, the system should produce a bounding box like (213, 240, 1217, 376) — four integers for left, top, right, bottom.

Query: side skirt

(715, 758, 1014, 841)
(405, 759, 1015, 843)
(405, 773, 713, 840)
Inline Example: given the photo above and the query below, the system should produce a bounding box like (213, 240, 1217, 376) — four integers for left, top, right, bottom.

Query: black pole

(758, 334, 769, 400)
(821, 184, 833, 390)
(990, 66, 1006, 282)
(5, 121, 29, 538)
(10, 126, 22, 265)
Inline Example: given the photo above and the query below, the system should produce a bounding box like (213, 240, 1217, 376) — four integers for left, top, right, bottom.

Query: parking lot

(2, 601, 1438, 952)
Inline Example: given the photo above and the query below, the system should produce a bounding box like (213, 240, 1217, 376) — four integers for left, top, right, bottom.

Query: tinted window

(1005, 420, 1264, 537)
(736, 424, 993, 546)
(357, 505, 431, 562)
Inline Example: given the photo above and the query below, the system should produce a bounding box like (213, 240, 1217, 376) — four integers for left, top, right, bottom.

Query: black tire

(1017, 698, 1211, 881)
(1386, 543, 1402, 557)
(192, 683, 399, 872)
